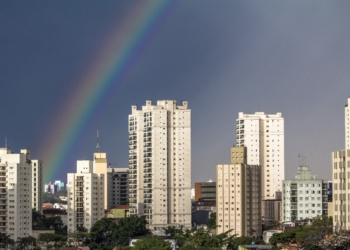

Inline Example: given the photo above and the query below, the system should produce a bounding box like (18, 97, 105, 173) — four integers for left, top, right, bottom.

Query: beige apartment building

(216, 147, 261, 237)
(0, 148, 32, 240)
(31, 159, 43, 213)
(67, 160, 104, 233)
(332, 98, 350, 231)
(332, 149, 350, 231)
(93, 152, 108, 209)
(236, 112, 284, 199)
(128, 100, 191, 232)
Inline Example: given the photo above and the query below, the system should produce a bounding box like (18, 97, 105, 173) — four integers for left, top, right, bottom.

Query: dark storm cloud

(0, 0, 349, 184)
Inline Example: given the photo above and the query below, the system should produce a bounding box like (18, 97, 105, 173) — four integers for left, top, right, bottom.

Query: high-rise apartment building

(128, 100, 191, 232)
(236, 112, 284, 199)
(31, 159, 43, 213)
(0, 148, 32, 240)
(216, 147, 261, 237)
(332, 98, 350, 231)
(282, 166, 328, 222)
(67, 160, 104, 233)
(107, 168, 129, 207)
(93, 152, 108, 209)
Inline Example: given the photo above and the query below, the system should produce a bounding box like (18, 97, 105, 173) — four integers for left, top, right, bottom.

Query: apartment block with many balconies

(236, 112, 284, 199)
(128, 100, 191, 233)
(0, 148, 32, 240)
(67, 160, 104, 233)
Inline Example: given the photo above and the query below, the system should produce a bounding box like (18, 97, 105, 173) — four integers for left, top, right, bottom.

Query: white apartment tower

(128, 100, 191, 232)
(236, 112, 284, 199)
(0, 148, 32, 240)
(216, 147, 262, 237)
(31, 159, 43, 213)
(67, 160, 104, 233)
(107, 168, 129, 207)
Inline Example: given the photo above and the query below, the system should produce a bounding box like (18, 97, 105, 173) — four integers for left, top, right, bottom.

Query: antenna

(96, 123, 100, 153)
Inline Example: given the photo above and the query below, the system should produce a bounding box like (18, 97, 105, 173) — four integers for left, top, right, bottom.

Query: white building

(31, 159, 43, 213)
(0, 148, 32, 240)
(54, 180, 65, 191)
(216, 147, 261, 237)
(236, 112, 284, 199)
(107, 167, 129, 208)
(128, 100, 191, 232)
(282, 166, 328, 222)
(67, 160, 104, 233)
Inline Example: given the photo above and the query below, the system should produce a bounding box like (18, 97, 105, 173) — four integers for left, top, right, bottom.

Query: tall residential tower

(236, 112, 284, 199)
(128, 100, 191, 232)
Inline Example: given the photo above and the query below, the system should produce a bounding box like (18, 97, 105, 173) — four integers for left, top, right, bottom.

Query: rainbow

(40, 0, 176, 182)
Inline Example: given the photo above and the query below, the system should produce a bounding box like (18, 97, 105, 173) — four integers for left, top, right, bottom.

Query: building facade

(282, 166, 328, 222)
(236, 112, 284, 199)
(332, 150, 350, 231)
(54, 180, 66, 191)
(216, 147, 261, 237)
(0, 148, 32, 240)
(194, 181, 216, 202)
(128, 100, 191, 232)
(93, 152, 108, 209)
(67, 160, 104, 233)
(31, 159, 43, 213)
(107, 168, 129, 207)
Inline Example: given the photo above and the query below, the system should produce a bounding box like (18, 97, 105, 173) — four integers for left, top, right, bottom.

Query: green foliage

(0, 232, 15, 249)
(16, 236, 38, 250)
(269, 216, 333, 249)
(32, 210, 66, 235)
(83, 215, 150, 249)
(132, 235, 172, 250)
(163, 226, 234, 249)
(207, 212, 217, 230)
(38, 233, 67, 250)
(43, 192, 67, 204)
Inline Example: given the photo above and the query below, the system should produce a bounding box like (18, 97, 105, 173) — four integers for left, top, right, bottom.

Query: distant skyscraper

(216, 147, 261, 237)
(54, 180, 65, 191)
(0, 148, 32, 240)
(128, 100, 191, 232)
(32, 159, 43, 213)
(236, 112, 284, 199)
(67, 160, 104, 233)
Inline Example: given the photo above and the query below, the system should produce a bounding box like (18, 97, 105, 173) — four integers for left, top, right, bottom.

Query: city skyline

(1, 1, 350, 184)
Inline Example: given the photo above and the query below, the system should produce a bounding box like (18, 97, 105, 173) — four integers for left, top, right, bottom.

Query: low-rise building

(282, 166, 328, 222)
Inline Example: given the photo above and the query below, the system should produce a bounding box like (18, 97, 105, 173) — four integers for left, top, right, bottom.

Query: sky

(0, 0, 350, 185)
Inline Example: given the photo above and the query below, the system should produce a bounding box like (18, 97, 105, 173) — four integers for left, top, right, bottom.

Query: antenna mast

(96, 124, 100, 153)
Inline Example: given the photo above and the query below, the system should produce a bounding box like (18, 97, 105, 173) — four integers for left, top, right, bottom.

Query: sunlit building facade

(128, 100, 191, 232)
